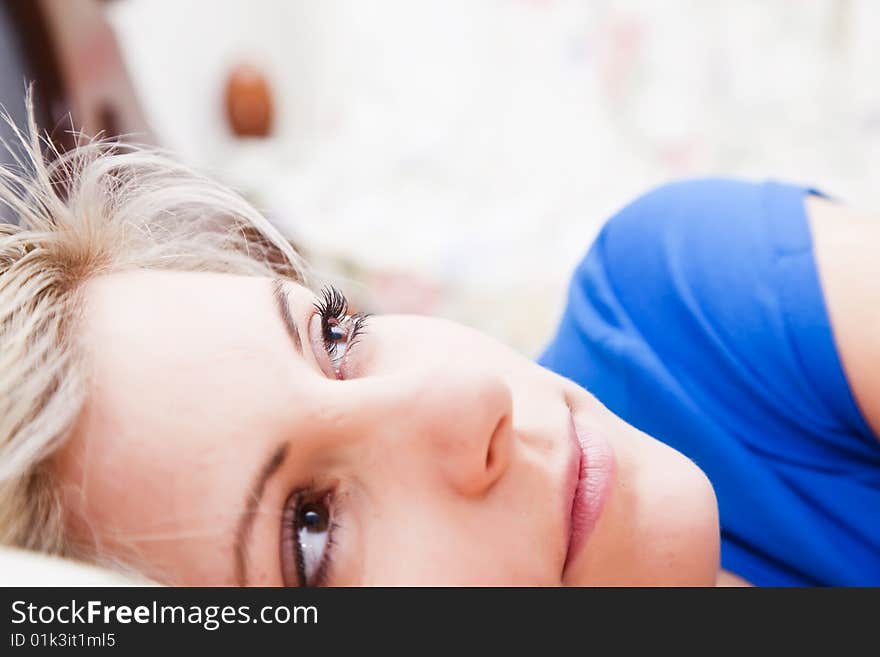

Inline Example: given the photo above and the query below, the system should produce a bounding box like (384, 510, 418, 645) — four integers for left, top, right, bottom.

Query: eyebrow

(271, 277, 302, 354)
(233, 442, 289, 586)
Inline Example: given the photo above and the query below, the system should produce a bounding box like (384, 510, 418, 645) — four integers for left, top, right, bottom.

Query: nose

(333, 366, 514, 498)
(422, 367, 514, 496)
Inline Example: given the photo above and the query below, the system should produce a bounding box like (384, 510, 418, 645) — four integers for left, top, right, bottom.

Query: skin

(806, 195, 880, 442)
(53, 270, 720, 586)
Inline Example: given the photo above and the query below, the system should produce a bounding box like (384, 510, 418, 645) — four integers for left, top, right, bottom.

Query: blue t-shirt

(538, 178, 880, 586)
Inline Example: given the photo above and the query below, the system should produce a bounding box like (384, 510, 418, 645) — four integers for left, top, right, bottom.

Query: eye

(296, 500, 330, 584)
(282, 491, 338, 587)
(313, 286, 369, 379)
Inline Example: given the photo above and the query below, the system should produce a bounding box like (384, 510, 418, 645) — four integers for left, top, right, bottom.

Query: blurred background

(3, 0, 880, 356)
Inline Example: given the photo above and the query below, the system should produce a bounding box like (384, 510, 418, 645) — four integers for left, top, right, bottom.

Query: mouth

(562, 409, 616, 577)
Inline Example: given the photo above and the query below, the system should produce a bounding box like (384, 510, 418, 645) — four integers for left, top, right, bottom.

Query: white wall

(107, 0, 880, 353)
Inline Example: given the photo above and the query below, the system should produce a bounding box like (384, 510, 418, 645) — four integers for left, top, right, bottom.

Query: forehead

(79, 271, 299, 438)
(84, 270, 278, 363)
(55, 270, 300, 583)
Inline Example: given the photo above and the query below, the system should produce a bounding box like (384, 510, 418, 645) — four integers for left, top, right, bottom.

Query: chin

(562, 424, 721, 587)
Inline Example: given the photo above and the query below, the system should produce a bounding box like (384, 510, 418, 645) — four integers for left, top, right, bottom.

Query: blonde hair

(0, 97, 306, 561)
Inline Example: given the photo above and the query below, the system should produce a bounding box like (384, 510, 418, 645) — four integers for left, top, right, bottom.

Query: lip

(562, 411, 616, 576)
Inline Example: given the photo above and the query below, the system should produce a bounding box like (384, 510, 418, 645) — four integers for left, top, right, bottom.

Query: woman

(0, 107, 876, 586)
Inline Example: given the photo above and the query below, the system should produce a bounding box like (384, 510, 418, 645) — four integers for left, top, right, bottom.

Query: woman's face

(55, 270, 719, 586)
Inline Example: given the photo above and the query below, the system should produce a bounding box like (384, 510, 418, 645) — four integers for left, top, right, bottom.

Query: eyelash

(313, 285, 370, 377)
(285, 486, 342, 587)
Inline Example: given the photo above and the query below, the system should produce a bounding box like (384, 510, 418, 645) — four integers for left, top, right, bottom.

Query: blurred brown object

(224, 63, 274, 137)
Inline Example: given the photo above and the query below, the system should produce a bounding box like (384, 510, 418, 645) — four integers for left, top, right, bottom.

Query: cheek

(558, 384, 720, 585)
(362, 523, 554, 586)
(579, 425, 720, 584)
(356, 475, 560, 586)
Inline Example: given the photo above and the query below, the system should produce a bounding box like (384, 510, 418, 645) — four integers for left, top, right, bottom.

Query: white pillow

(0, 546, 150, 586)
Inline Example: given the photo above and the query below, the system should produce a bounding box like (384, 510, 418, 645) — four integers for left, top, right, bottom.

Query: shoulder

(588, 178, 773, 287)
(551, 177, 871, 440)
(579, 178, 879, 447)
(579, 177, 781, 325)
(598, 177, 767, 239)
(542, 177, 780, 399)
